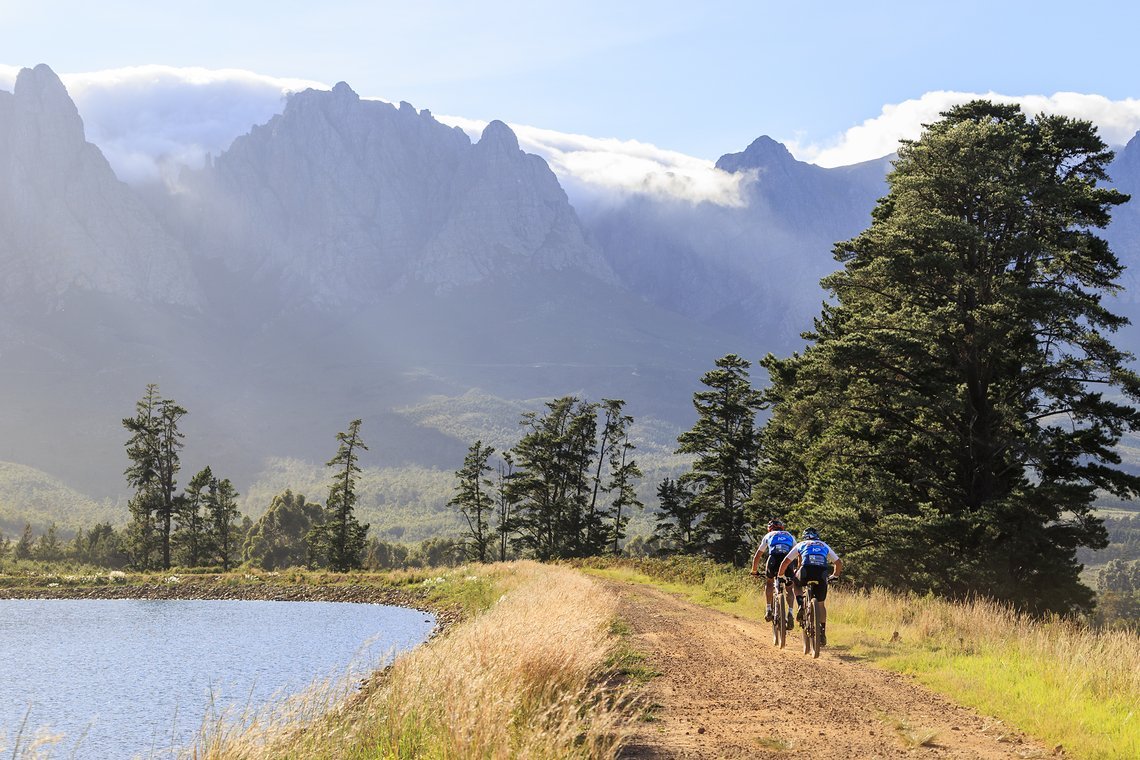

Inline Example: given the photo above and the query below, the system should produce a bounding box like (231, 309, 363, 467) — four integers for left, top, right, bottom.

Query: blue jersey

(792, 539, 838, 567)
(760, 530, 796, 556)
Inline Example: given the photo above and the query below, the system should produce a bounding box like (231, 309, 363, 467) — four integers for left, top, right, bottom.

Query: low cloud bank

(437, 115, 749, 208)
(790, 91, 1140, 168)
(64, 66, 326, 184)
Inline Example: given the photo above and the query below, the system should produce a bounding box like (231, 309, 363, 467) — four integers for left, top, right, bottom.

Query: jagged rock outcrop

(0, 64, 198, 312)
(174, 83, 610, 307)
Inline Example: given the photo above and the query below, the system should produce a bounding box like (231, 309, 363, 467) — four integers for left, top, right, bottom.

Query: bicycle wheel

(801, 590, 813, 655)
(773, 590, 787, 648)
(810, 597, 821, 659)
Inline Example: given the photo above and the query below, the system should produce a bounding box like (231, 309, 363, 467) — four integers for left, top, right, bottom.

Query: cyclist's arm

(778, 548, 799, 576)
(831, 557, 843, 578)
(750, 535, 771, 574)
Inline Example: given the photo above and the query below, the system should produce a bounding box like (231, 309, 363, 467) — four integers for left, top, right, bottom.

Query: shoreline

(0, 580, 463, 631)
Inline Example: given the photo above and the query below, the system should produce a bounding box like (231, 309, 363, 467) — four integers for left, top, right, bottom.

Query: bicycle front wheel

(810, 598, 821, 659)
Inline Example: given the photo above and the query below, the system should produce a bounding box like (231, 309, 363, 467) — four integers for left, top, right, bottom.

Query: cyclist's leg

(764, 552, 786, 618)
(784, 576, 796, 628)
(792, 567, 805, 621)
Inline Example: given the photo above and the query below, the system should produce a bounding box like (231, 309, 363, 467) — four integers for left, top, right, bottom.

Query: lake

(0, 598, 435, 759)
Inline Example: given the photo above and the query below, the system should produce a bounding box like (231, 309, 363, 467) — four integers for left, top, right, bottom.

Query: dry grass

(188, 561, 633, 759)
(878, 714, 938, 748)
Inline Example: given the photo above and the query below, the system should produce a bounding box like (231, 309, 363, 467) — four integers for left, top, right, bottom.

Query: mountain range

(4, 63, 1140, 532)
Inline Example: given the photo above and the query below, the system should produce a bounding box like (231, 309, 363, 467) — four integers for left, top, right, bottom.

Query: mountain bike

(801, 578, 823, 658)
(771, 575, 794, 648)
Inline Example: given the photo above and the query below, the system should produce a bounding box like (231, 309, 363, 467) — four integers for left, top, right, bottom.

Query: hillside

(0, 462, 118, 535)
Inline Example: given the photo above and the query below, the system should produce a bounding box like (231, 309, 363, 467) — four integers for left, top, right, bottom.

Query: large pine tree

(309, 419, 370, 571)
(122, 384, 185, 570)
(449, 440, 497, 562)
(677, 354, 764, 564)
(753, 102, 1140, 613)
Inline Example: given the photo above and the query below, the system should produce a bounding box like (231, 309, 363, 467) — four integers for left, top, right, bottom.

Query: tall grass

(583, 556, 1139, 760)
(190, 562, 631, 759)
(833, 588, 1139, 760)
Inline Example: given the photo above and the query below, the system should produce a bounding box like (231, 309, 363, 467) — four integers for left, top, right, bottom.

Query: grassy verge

(191, 561, 632, 759)
(580, 556, 1139, 760)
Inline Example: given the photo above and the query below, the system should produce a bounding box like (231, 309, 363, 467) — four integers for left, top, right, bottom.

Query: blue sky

(3, 0, 1139, 161)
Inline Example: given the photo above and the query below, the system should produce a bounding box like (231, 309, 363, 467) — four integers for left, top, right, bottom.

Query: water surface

(0, 598, 434, 759)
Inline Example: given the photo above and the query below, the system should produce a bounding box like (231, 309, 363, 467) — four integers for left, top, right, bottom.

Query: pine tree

(244, 490, 323, 570)
(606, 425, 643, 553)
(34, 523, 63, 562)
(154, 397, 187, 569)
(449, 441, 496, 562)
(14, 522, 34, 561)
(494, 452, 518, 561)
(175, 467, 212, 567)
(754, 101, 1140, 613)
(652, 478, 705, 554)
(122, 384, 161, 569)
(309, 419, 370, 571)
(122, 384, 186, 569)
(677, 354, 764, 564)
(205, 474, 241, 570)
(511, 397, 595, 559)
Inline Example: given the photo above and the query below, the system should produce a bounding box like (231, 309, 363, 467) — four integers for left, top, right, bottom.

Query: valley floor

(608, 581, 1051, 759)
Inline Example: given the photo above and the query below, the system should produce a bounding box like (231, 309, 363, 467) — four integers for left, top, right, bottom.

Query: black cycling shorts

(796, 564, 830, 601)
(765, 551, 792, 580)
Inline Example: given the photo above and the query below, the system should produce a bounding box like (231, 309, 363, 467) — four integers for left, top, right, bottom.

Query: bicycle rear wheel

(809, 597, 821, 658)
(801, 591, 813, 655)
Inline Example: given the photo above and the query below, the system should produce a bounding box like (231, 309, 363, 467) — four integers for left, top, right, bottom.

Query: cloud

(436, 115, 749, 208)
(0, 65, 19, 90)
(59, 65, 329, 183)
(789, 91, 1140, 168)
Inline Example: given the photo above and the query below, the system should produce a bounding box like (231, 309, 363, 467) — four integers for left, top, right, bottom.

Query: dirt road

(608, 581, 1053, 759)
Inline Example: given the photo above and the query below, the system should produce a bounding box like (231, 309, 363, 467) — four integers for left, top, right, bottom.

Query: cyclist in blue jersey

(749, 518, 797, 626)
(778, 527, 842, 646)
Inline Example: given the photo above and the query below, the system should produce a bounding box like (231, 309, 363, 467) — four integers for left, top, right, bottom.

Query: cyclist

(749, 518, 796, 626)
(778, 527, 842, 646)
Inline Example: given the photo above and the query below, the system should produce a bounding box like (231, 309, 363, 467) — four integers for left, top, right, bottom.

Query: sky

(3, 1, 1140, 201)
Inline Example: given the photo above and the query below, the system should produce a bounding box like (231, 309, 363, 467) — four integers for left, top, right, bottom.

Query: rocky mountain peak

(177, 84, 610, 304)
(0, 64, 199, 311)
(715, 135, 795, 173)
(477, 119, 521, 153)
(9, 64, 85, 142)
(331, 81, 357, 99)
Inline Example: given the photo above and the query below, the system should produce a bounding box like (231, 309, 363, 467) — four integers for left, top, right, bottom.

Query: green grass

(581, 556, 1140, 760)
(606, 617, 659, 688)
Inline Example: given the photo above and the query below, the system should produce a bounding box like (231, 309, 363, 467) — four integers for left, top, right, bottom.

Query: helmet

(801, 527, 820, 541)
(767, 518, 785, 531)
